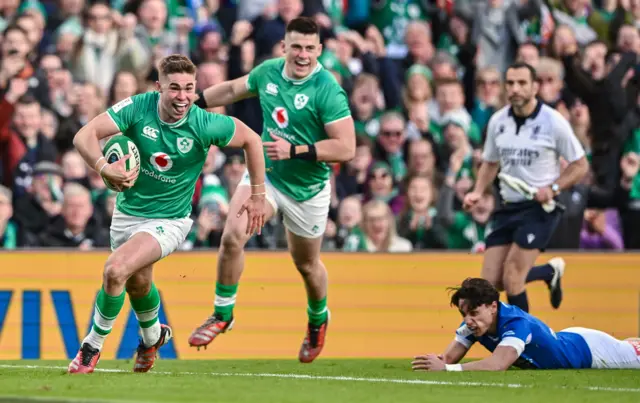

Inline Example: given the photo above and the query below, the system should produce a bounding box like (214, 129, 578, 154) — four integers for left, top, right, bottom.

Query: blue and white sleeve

(497, 319, 532, 356)
(454, 323, 477, 348)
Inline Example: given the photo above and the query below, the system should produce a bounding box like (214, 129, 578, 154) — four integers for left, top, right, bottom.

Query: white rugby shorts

(239, 170, 330, 239)
(110, 208, 193, 258)
(562, 327, 640, 369)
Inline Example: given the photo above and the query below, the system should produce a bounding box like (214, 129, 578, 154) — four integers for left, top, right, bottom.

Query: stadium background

(0, 0, 640, 362)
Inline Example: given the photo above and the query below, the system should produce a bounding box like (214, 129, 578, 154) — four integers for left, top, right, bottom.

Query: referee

(463, 62, 589, 313)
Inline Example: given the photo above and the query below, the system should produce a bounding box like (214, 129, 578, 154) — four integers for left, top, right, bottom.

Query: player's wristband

(194, 91, 208, 108)
(445, 364, 463, 372)
(94, 156, 106, 171)
(290, 144, 317, 161)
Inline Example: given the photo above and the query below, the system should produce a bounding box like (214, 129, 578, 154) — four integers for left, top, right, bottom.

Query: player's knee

(220, 227, 248, 255)
(103, 257, 130, 288)
(492, 279, 505, 292)
(293, 257, 319, 277)
(126, 278, 151, 299)
(502, 261, 525, 292)
(482, 269, 504, 291)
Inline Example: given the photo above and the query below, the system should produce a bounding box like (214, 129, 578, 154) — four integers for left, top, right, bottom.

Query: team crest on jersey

(272, 107, 289, 129)
(177, 137, 194, 154)
(294, 94, 309, 110)
(150, 152, 173, 172)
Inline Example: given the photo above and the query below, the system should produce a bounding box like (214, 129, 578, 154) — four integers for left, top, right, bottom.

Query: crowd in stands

(1, 0, 639, 252)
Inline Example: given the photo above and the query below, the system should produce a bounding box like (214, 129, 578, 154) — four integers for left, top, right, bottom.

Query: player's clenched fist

(237, 193, 268, 235)
(411, 354, 446, 372)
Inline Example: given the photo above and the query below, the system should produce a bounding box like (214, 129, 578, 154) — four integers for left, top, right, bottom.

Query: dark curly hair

(449, 278, 500, 311)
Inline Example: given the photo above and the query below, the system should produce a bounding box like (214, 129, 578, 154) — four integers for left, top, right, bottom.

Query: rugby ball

(101, 135, 141, 191)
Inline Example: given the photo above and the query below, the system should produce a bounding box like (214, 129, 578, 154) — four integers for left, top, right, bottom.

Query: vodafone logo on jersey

(272, 107, 289, 129)
(150, 152, 173, 172)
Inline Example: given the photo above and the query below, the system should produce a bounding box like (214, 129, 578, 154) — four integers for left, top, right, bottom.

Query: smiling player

(412, 278, 640, 371)
(188, 17, 356, 363)
(69, 54, 268, 374)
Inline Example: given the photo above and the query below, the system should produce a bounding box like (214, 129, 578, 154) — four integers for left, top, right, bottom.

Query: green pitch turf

(0, 360, 639, 403)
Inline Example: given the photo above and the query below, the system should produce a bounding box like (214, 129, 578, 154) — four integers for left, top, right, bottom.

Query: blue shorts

(484, 200, 562, 251)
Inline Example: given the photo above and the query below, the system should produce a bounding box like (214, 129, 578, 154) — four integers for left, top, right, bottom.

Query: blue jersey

(455, 302, 592, 369)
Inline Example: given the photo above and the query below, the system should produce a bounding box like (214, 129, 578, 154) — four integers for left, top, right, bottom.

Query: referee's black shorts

(485, 200, 562, 251)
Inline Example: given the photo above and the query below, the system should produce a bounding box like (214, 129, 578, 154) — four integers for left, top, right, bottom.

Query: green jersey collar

(281, 60, 323, 85)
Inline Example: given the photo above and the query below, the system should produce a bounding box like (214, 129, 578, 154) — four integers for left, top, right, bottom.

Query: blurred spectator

(580, 208, 624, 250)
(344, 200, 412, 252)
(1, 79, 57, 195)
(56, 81, 105, 153)
(12, 161, 63, 244)
(468, 0, 539, 74)
(0, 185, 20, 249)
(108, 70, 139, 105)
(430, 78, 481, 146)
(369, 0, 427, 60)
(563, 39, 636, 195)
(470, 66, 503, 131)
(336, 135, 372, 200)
(70, 1, 121, 93)
(330, 195, 363, 250)
(405, 137, 438, 183)
(253, 0, 303, 60)
(620, 150, 640, 248)
(536, 57, 565, 107)
(373, 111, 408, 182)
(436, 145, 490, 251)
(516, 43, 540, 67)
(351, 73, 384, 139)
(183, 175, 228, 249)
(362, 161, 404, 215)
(397, 174, 445, 250)
(39, 182, 109, 249)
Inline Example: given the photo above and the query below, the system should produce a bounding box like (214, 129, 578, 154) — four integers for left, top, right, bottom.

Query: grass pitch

(0, 359, 639, 403)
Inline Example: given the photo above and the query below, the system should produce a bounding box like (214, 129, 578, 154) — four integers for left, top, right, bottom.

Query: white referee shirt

(482, 101, 585, 203)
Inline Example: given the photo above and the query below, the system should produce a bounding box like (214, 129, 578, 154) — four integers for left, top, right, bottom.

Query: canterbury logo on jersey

(266, 83, 278, 95)
(142, 126, 159, 140)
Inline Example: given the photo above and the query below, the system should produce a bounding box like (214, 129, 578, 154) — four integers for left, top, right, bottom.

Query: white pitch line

(1, 364, 639, 394)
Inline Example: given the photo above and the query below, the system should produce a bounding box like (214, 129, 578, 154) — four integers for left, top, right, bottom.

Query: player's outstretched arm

(412, 345, 517, 372)
(412, 340, 468, 371)
(196, 75, 255, 109)
(442, 340, 469, 364)
(225, 117, 268, 234)
(458, 346, 518, 371)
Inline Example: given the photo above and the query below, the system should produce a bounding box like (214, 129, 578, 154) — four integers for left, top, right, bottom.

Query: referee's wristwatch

(551, 183, 561, 196)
